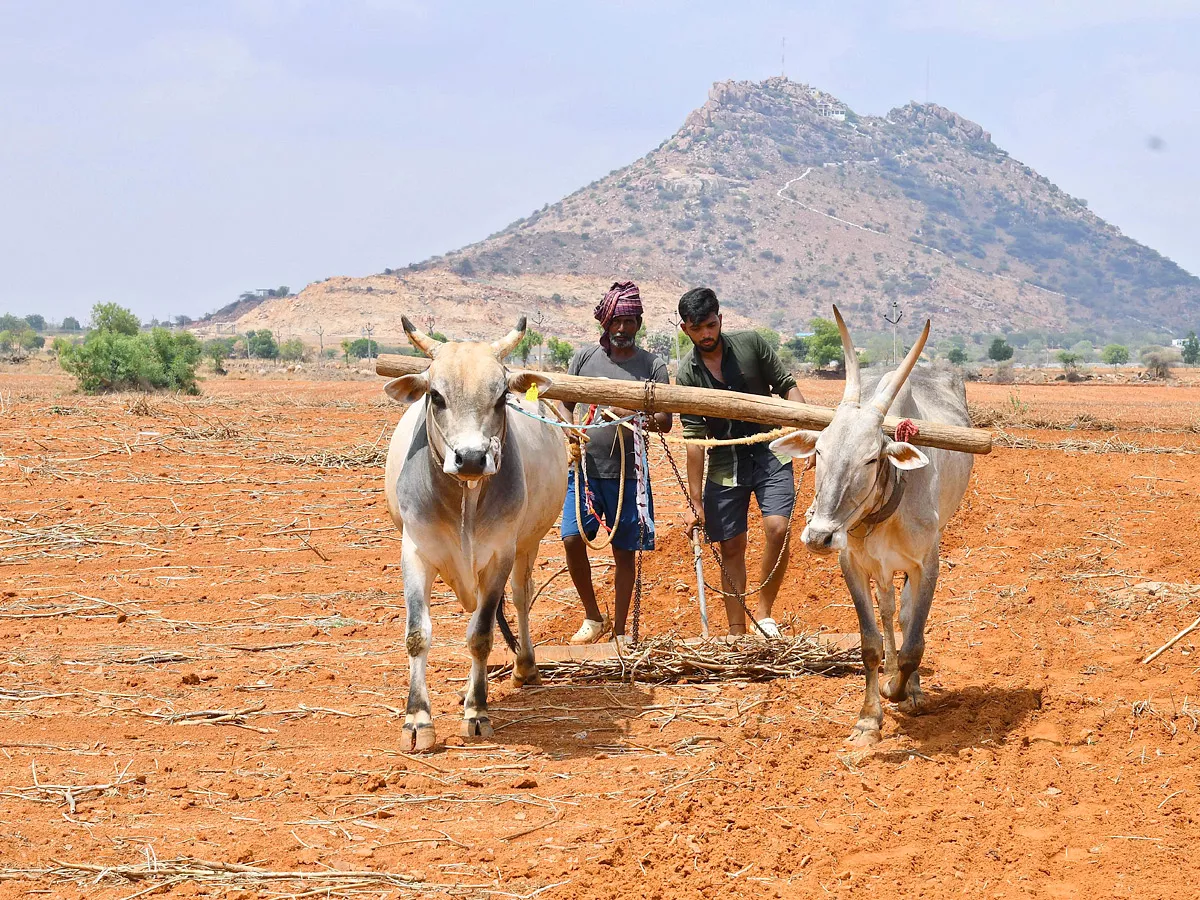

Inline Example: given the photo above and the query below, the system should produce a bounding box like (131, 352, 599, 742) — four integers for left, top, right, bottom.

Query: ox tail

(495, 593, 519, 653)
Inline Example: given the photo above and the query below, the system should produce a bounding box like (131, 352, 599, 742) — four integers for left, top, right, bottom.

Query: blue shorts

(561, 474, 655, 551)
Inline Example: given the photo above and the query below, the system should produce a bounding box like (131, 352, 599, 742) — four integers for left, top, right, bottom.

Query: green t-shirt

(676, 331, 798, 486)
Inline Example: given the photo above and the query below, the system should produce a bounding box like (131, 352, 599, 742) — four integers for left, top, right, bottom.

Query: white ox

(772, 307, 973, 746)
(383, 317, 566, 751)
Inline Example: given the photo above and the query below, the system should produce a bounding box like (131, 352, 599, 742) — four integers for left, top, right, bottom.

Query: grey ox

(383, 317, 566, 751)
(771, 307, 973, 746)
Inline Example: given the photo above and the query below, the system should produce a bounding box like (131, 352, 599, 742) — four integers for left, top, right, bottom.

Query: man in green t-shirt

(676, 287, 805, 637)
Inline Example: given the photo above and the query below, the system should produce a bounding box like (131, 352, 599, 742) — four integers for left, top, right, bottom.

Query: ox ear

(769, 429, 820, 459)
(507, 371, 553, 396)
(883, 440, 929, 470)
(383, 374, 429, 404)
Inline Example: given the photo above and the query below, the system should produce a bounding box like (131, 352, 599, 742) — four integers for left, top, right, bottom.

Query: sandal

(756, 617, 781, 639)
(570, 614, 612, 645)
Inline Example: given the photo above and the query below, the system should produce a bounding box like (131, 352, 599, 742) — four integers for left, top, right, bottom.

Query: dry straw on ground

(491, 633, 860, 685)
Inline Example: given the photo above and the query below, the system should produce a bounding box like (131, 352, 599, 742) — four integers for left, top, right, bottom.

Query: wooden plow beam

(375, 354, 992, 454)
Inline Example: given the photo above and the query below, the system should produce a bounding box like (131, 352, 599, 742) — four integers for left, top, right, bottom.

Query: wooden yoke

(375, 354, 993, 455)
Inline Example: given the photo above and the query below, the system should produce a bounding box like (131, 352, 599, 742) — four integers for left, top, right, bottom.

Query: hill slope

(231, 78, 1200, 343)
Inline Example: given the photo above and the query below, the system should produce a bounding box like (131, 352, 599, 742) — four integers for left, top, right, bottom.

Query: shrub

(514, 329, 543, 366)
(1101, 343, 1130, 365)
(61, 326, 201, 394)
(344, 338, 379, 360)
(947, 347, 968, 365)
(279, 338, 306, 362)
(1140, 346, 1179, 379)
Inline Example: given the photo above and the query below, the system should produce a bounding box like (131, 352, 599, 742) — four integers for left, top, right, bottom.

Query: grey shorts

(703, 454, 795, 543)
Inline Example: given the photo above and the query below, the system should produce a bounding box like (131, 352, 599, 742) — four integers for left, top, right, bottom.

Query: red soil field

(0, 372, 1197, 898)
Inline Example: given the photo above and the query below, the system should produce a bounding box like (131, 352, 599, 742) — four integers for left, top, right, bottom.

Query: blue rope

(505, 401, 638, 431)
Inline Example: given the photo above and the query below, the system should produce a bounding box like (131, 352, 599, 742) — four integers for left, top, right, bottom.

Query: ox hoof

(847, 718, 882, 747)
(880, 674, 910, 703)
(898, 689, 927, 716)
(461, 716, 494, 740)
(401, 723, 437, 752)
(512, 665, 541, 688)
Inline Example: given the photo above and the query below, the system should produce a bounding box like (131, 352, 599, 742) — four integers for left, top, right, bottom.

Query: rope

(507, 400, 637, 432)
(570, 406, 627, 553)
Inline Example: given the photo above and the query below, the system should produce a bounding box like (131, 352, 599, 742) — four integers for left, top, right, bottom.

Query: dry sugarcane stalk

(488, 632, 860, 685)
(375, 354, 993, 454)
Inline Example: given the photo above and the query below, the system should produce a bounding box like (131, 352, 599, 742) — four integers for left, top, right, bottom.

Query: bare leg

(509, 550, 539, 687)
(563, 534, 603, 623)
(842, 556, 884, 746)
(757, 515, 791, 621)
(400, 541, 436, 751)
(718, 532, 749, 635)
(611, 547, 635, 636)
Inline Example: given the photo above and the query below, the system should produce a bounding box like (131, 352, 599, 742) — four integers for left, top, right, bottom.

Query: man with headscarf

(560, 281, 672, 644)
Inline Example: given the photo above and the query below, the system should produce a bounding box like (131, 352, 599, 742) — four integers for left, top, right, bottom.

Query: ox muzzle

(443, 435, 502, 481)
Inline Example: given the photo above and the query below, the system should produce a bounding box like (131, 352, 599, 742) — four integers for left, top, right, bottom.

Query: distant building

(816, 102, 846, 122)
(1171, 338, 1186, 348)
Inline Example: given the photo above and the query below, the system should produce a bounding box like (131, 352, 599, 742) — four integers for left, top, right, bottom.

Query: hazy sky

(2, 0, 1198, 323)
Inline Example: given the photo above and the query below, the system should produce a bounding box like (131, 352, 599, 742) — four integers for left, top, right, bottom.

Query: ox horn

(833, 305, 860, 405)
(490, 316, 527, 360)
(401, 315, 444, 358)
(872, 318, 932, 415)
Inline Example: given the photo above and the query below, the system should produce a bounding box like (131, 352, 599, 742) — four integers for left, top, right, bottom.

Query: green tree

(24, 314, 46, 331)
(1182, 331, 1200, 366)
(754, 326, 782, 351)
(0, 314, 26, 332)
(514, 329, 544, 366)
(246, 330, 279, 359)
(279, 337, 306, 362)
(546, 336, 574, 369)
(203, 337, 235, 373)
(61, 316, 81, 331)
(1057, 351, 1081, 375)
(275, 285, 290, 297)
(90, 302, 141, 336)
(987, 337, 1014, 362)
(947, 347, 968, 365)
(644, 332, 673, 362)
(784, 334, 810, 361)
(805, 318, 844, 369)
(60, 327, 201, 394)
(1101, 344, 1130, 365)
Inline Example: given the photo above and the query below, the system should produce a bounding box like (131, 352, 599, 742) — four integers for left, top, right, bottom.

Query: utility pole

(532, 302, 546, 371)
(363, 321, 376, 369)
(667, 314, 682, 374)
(781, 37, 786, 79)
(883, 300, 904, 365)
(315, 324, 324, 368)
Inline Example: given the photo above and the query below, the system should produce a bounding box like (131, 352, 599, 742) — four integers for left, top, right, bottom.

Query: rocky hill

(227, 78, 1200, 344)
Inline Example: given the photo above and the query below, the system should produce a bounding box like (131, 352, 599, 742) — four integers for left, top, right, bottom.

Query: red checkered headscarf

(594, 281, 643, 352)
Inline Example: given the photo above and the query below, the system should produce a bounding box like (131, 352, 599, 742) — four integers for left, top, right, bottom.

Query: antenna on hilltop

(781, 37, 786, 79)
(925, 58, 930, 104)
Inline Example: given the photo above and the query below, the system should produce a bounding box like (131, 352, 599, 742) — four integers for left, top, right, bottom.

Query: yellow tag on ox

(525, 383, 539, 403)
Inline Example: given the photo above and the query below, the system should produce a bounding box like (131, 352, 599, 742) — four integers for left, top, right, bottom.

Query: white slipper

(570, 614, 611, 645)
(756, 617, 781, 639)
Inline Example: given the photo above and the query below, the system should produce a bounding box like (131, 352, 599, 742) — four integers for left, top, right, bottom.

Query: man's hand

(684, 508, 703, 538)
(567, 435, 582, 466)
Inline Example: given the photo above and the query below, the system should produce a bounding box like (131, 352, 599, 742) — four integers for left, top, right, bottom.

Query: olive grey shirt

(567, 344, 669, 479)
